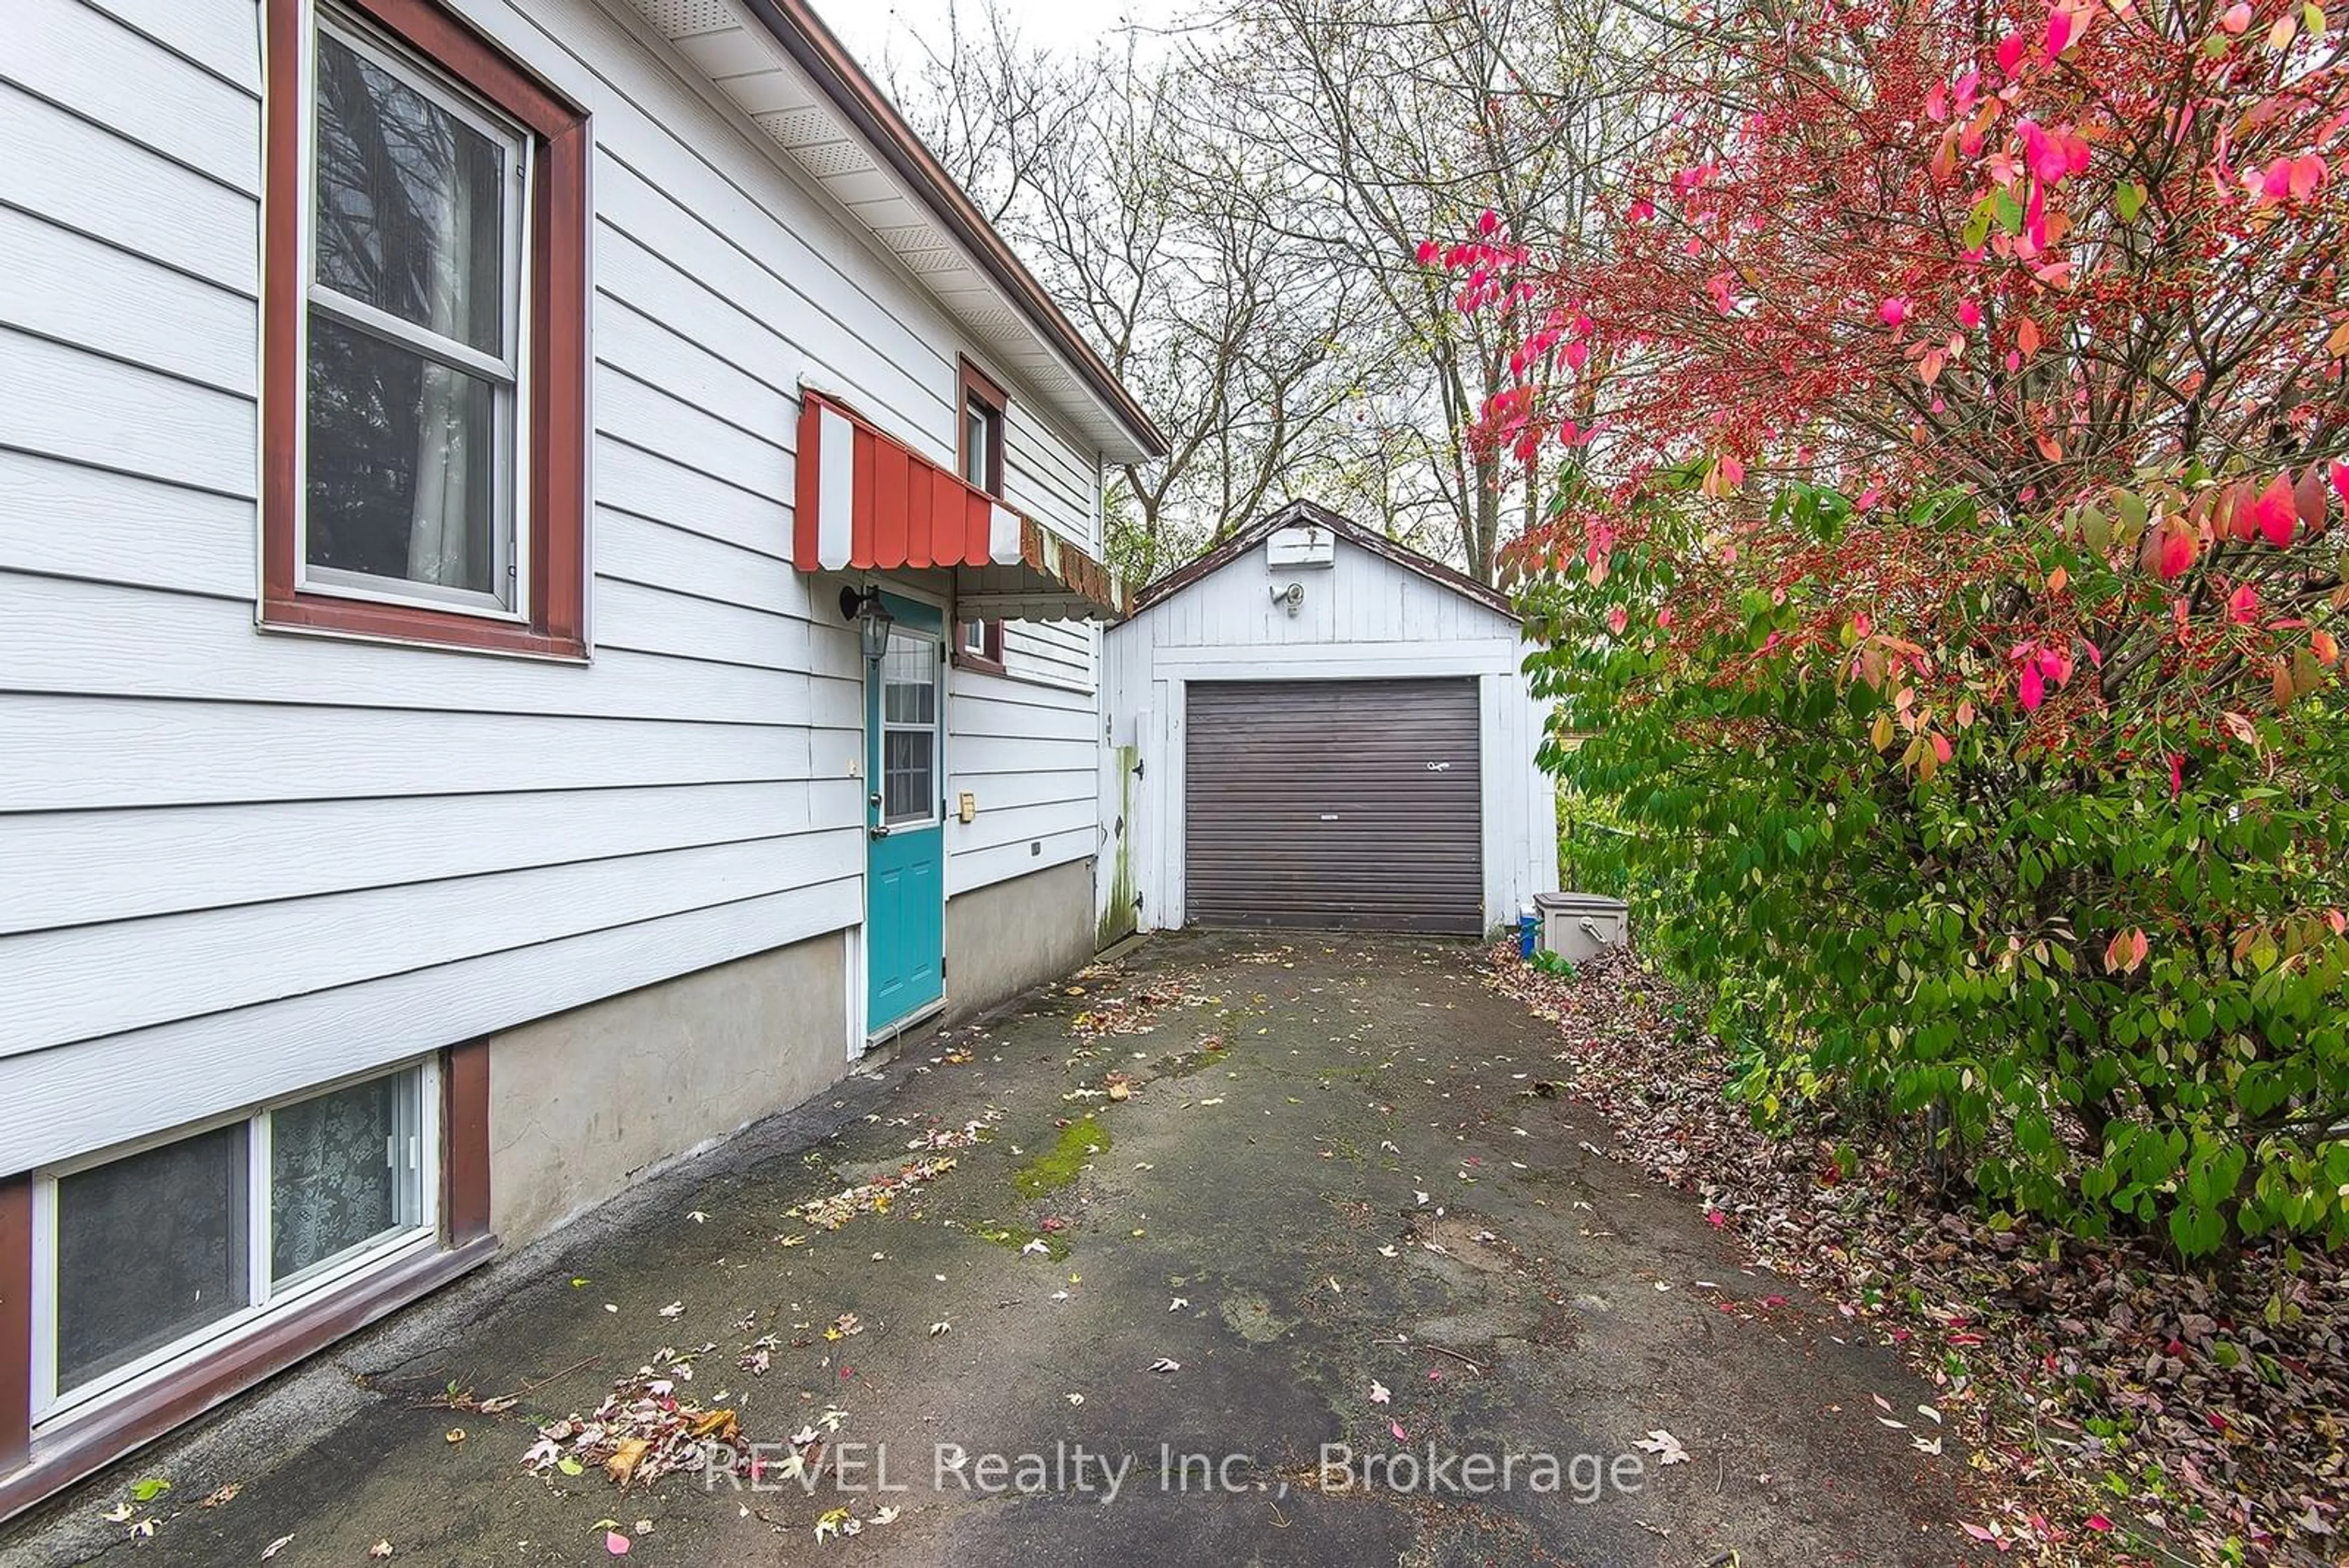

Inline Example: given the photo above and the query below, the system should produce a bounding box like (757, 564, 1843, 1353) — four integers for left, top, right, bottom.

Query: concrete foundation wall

(946, 858, 1097, 1021)
(488, 932, 847, 1246)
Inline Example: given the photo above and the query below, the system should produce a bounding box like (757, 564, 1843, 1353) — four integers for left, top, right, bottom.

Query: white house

(0, 0, 1160, 1515)
(1097, 502, 1557, 942)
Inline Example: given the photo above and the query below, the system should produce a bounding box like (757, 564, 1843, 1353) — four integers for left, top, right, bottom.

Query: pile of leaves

(1485, 943, 2348, 1566)
(522, 1356, 742, 1492)
(907, 1118, 993, 1152)
(786, 1154, 957, 1232)
(1064, 965, 1217, 1042)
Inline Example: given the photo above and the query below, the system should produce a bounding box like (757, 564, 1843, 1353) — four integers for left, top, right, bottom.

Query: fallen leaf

(1148, 1358, 1181, 1373)
(1169, 1297, 1189, 1311)
(199, 1483, 241, 1509)
(606, 1438, 653, 1487)
(1370, 1380, 1391, 1404)
(929, 1321, 951, 1337)
(659, 1302, 685, 1318)
(688, 1211, 709, 1224)
(261, 1535, 294, 1561)
(369, 1541, 395, 1559)
(605, 1529, 633, 1555)
(1634, 1430, 1690, 1466)
(1390, 1421, 1408, 1442)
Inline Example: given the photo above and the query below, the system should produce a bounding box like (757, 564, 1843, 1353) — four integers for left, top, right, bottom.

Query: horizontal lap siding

(945, 676, 1097, 897)
(993, 401, 1100, 697)
(0, 0, 1097, 1171)
(945, 347, 1103, 893)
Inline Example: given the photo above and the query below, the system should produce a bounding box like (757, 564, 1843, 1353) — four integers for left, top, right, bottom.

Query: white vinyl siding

(0, 0, 1113, 1171)
(944, 674, 1099, 896)
(991, 393, 1101, 696)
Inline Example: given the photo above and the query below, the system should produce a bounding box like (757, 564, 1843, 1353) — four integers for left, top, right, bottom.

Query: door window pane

(314, 29, 507, 354)
(272, 1071, 423, 1284)
(883, 728, 935, 822)
(883, 638, 937, 725)
(881, 630, 937, 823)
(305, 313, 502, 597)
(55, 1124, 251, 1391)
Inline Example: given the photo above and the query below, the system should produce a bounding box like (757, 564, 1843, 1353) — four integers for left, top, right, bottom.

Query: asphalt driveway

(4, 932, 1984, 1567)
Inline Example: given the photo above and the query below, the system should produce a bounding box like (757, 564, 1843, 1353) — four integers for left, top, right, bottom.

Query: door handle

(870, 824, 892, 840)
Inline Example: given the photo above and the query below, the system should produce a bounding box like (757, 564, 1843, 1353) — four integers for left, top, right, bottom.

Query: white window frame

(958, 619, 990, 658)
(880, 625, 943, 829)
(26, 1059, 442, 1430)
(295, 4, 535, 620)
(962, 392, 996, 492)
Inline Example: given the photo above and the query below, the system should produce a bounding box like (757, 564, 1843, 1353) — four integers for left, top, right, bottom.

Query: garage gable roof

(1134, 501, 1516, 620)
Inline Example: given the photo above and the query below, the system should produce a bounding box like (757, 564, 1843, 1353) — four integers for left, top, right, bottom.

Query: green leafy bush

(1524, 478, 2349, 1257)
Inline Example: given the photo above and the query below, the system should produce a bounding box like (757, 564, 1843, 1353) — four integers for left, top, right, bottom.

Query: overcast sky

(824, 0, 1173, 82)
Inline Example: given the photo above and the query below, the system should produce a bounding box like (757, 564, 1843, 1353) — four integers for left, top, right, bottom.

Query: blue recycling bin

(1517, 908, 1539, 959)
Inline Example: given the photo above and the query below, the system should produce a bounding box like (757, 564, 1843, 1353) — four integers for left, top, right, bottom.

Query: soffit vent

(631, 0, 735, 37)
(794, 140, 872, 178)
(755, 106, 839, 146)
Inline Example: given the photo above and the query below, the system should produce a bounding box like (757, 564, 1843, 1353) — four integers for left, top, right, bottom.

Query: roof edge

(1131, 500, 1517, 620)
(735, 0, 1169, 460)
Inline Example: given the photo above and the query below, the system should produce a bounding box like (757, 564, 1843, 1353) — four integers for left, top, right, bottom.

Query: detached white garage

(1097, 503, 1557, 939)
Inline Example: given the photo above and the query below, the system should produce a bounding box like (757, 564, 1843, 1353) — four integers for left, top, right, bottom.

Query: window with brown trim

(261, 0, 588, 658)
(953, 617, 1003, 669)
(954, 357, 1008, 672)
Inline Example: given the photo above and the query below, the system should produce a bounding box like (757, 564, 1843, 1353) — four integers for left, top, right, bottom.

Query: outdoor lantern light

(842, 585, 894, 661)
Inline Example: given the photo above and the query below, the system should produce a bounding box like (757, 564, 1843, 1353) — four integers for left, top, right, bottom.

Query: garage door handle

(1425, 760, 1452, 771)
(870, 825, 892, 840)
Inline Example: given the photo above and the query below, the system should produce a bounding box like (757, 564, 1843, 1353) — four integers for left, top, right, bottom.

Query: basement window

(30, 1063, 437, 1423)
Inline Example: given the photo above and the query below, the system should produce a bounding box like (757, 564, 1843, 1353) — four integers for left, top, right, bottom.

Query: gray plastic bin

(1534, 893, 1629, 963)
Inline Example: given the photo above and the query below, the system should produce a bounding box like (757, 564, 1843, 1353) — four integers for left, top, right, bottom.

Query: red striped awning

(792, 390, 1130, 619)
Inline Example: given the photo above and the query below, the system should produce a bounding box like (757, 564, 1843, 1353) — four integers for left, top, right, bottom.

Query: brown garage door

(1184, 678, 1483, 935)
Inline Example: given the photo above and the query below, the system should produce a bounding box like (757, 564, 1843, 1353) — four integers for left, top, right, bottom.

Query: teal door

(866, 595, 945, 1029)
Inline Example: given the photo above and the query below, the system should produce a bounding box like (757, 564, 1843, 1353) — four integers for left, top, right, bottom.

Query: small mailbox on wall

(1265, 523, 1335, 568)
